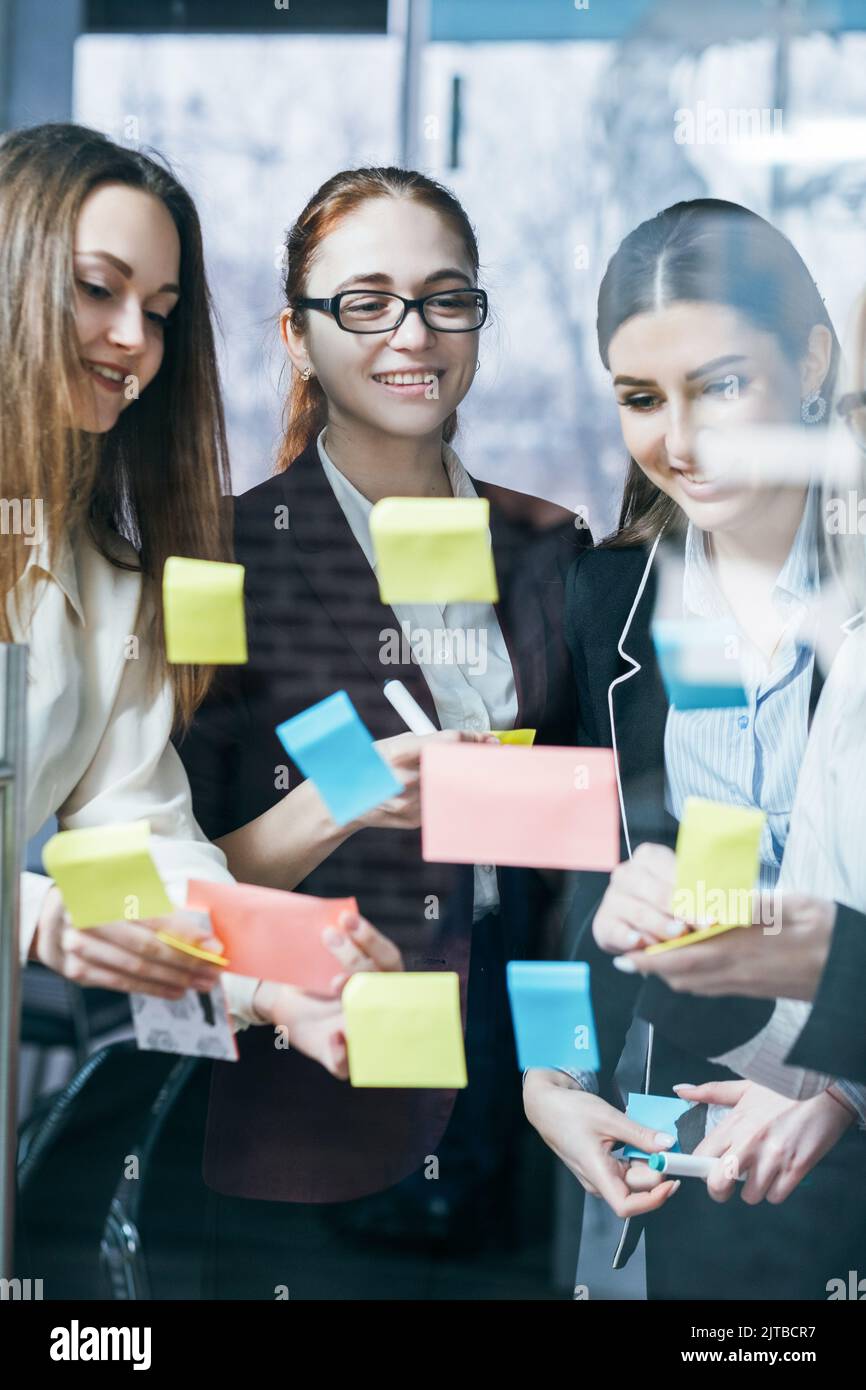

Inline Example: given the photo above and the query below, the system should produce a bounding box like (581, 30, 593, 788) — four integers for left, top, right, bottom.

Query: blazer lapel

(281, 442, 441, 730)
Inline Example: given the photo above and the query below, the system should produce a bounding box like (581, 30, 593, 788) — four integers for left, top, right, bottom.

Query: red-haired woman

(178, 167, 585, 1295)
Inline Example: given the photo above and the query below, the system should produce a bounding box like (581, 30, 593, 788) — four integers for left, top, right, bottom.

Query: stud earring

(474, 359, 481, 373)
(300, 365, 313, 381)
(801, 389, 827, 424)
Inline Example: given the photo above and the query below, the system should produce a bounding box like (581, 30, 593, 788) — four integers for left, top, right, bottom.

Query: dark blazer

(178, 437, 588, 1203)
(563, 539, 776, 1093)
(563, 540, 866, 1295)
(787, 903, 866, 1085)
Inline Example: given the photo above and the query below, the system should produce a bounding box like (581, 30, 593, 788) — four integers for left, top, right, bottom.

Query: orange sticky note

(420, 744, 619, 872)
(186, 881, 357, 994)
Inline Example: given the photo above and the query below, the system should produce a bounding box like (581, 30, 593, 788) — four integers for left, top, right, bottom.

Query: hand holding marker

(646, 1151, 745, 1182)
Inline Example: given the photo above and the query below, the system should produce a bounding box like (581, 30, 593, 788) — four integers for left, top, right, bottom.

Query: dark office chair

(16, 1042, 179, 1298)
(101, 1056, 211, 1300)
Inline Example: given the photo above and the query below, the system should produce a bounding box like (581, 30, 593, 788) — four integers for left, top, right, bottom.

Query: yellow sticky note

(491, 728, 536, 745)
(163, 556, 247, 665)
(673, 797, 765, 929)
(155, 932, 229, 967)
(343, 972, 468, 1088)
(644, 921, 743, 955)
(369, 497, 499, 604)
(43, 821, 173, 929)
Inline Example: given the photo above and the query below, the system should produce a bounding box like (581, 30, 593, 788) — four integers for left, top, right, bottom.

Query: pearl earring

(300, 365, 313, 381)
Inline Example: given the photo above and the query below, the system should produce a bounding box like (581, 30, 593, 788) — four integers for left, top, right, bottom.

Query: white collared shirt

(317, 429, 518, 919)
(9, 526, 258, 1027)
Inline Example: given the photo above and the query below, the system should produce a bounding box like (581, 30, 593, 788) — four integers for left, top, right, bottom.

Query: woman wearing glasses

(177, 167, 584, 1296)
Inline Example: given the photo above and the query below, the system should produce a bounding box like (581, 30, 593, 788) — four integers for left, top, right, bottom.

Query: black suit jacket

(787, 903, 866, 1085)
(563, 541, 780, 1101)
(178, 438, 588, 1202)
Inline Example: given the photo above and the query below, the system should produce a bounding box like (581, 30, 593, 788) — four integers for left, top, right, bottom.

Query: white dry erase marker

(383, 679, 437, 736)
(648, 1152, 745, 1182)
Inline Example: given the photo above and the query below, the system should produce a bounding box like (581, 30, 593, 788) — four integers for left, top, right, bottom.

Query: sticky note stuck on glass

(42, 820, 173, 929)
(343, 972, 467, 1088)
(506, 961, 599, 1071)
(622, 1092, 694, 1159)
(276, 690, 404, 827)
(163, 556, 247, 665)
(186, 880, 356, 993)
(491, 728, 537, 745)
(421, 743, 619, 872)
(671, 796, 765, 930)
(369, 496, 499, 604)
(652, 619, 747, 710)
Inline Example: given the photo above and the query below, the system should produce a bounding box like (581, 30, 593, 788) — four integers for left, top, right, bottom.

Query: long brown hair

(276, 166, 481, 471)
(0, 122, 231, 730)
(596, 199, 841, 547)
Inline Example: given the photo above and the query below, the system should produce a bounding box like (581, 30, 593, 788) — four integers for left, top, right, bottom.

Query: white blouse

(10, 525, 258, 1028)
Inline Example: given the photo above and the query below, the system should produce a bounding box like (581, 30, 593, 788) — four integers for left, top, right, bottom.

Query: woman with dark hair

(178, 166, 584, 1295)
(524, 199, 866, 1299)
(1, 123, 394, 1053)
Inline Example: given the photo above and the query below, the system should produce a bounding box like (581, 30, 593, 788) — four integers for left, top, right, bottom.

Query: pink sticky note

(420, 744, 619, 872)
(186, 881, 357, 994)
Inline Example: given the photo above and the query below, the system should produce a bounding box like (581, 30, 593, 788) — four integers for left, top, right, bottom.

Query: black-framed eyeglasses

(293, 288, 488, 334)
(836, 390, 866, 450)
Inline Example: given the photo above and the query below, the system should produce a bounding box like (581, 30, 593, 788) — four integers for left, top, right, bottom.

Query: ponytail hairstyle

(0, 122, 232, 729)
(596, 198, 841, 546)
(276, 166, 481, 471)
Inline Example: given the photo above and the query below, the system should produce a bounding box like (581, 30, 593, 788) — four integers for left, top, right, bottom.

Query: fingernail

(672, 1083, 694, 1092)
(665, 919, 686, 938)
(330, 974, 348, 993)
(322, 927, 342, 946)
(625, 930, 642, 948)
(654, 1131, 676, 1149)
(669, 1180, 681, 1194)
(613, 956, 636, 973)
(338, 911, 357, 931)
(204, 938, 224, 955)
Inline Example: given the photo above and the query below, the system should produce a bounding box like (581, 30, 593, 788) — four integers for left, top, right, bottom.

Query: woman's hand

(32, 886, 224, 998)
(523, 1069, 681, 1218)
(251, 909, 405, 1080)
(680, 1078, 854, 1204)
(354, 728, 497, 833)
(593, 843, 684, 953)
(613, 893, 836, 1001)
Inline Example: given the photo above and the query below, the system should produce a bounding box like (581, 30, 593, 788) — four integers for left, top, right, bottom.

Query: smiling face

(72, 181, 180, 433)
(283, 196, 480, 444)
(608, 300, 822, 535)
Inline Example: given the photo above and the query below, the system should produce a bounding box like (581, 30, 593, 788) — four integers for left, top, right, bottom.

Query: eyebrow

(332, 268, 473, 294)
(685, 354, 747, 381)
(75, 249, 180, 296)
(613, 354, 749, 389)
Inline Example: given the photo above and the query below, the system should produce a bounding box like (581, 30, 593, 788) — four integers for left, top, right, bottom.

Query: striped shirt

(664, 487, 819, 895)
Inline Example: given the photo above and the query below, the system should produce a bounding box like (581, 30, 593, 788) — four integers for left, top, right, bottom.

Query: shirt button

(738, 714, 749, 729)
(481, 865, 494, 874)
(466, 715, 483, 730)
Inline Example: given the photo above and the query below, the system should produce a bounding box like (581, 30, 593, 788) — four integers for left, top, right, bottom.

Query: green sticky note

(343, 971, 468, 1089)
(42, 820, 174, 928)
(674, 797, 766, 927)
(163, 556, 248, 665)
(369, 497, 499, 604)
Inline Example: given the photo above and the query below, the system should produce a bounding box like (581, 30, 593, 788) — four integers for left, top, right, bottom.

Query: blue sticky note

(276, 691, 404, 827)
(506, 961, 599, 1072)
(622, 1092, 694, 1159)
(653, 620, 748, 710)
